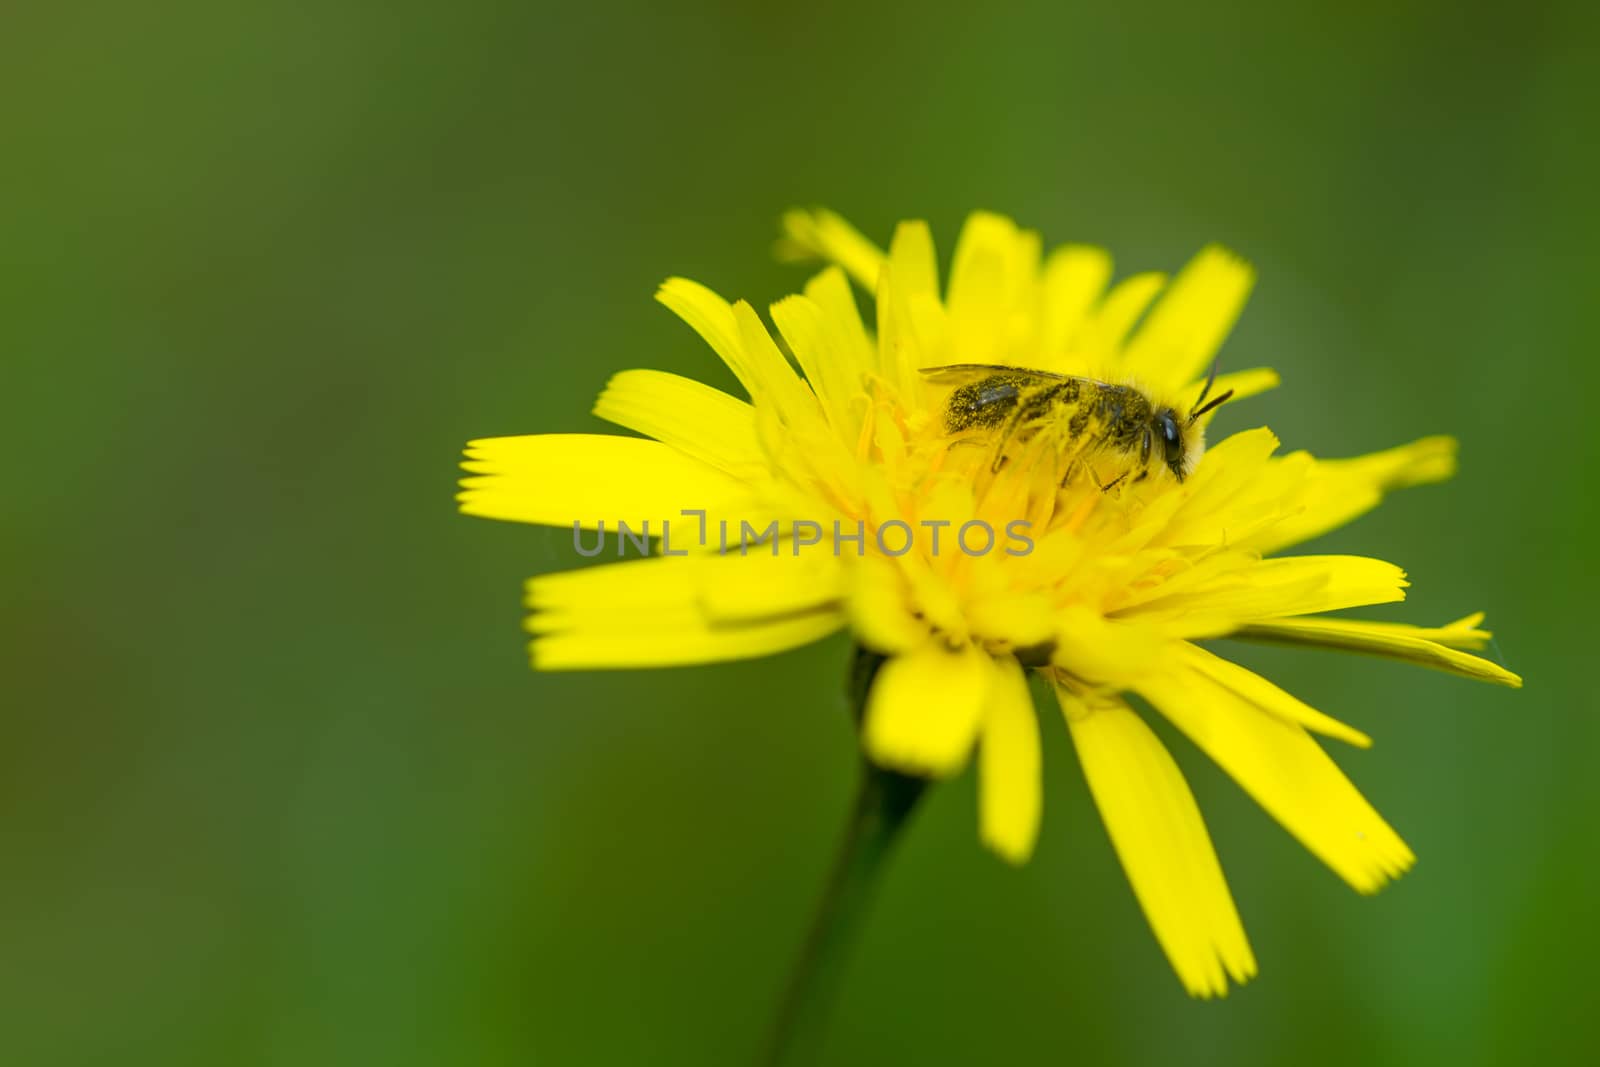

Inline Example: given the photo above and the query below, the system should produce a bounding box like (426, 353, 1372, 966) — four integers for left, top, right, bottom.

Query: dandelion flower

(459, 209, 1521, 999)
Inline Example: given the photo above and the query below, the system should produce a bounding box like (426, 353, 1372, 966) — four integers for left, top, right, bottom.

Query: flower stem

(762, 648, 928, 1067)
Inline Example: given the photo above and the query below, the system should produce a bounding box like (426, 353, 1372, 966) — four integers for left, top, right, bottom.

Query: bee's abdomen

(946, 373, 1087, 433)
(947, 374, 1023, 431)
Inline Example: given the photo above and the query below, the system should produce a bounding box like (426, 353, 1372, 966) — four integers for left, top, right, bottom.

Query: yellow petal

(889, 220, 952, 367)
(592, 369, 761, 475)
(1076, 271, 1165, 361)
(962, 589, 1059, 653)
(770, 293, 856, 430)
(1286, 610, 1490, 649)
(802, 266, 876, 381)
(1036, 244, 1112, 369)
(1119, 244, 1255, 393)
(888, 219, 940, 301)
(531, 549, 843, 627)
(845, 556, 928, 655)
(1143, 427, 1284, 549)
(874, 261, 921, 400)
(733, 299, 826, 427)
(945, 211, 1039, 366)
(458, 433, 757, 529)
(1137, 666, 1414, 893)
(1118, 555, 1409, 635)
(654, 278, 822, 432)
(863, 642, 992, 777)
(655, 277, 752, 393)
(1235, 615, 1522, 687)
(531, 613, 842, 671)
(978, 658, 1041, 864)
(1049, 606, 1168, 687)
(1321, 434, 1459, 489)
(1248, 436, 1458, 554)
(696, 552, 848, 623)
(1179, 643, 1372, 748)
(777, 207, 885, 290)
(527, 554, 844, 670)
(1058, 685, 1257, 997)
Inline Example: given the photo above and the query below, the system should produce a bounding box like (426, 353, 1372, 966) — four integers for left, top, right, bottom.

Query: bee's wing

(918, 364, 1074, 387)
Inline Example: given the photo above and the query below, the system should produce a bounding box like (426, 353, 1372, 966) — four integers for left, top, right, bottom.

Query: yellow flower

(459, 209, 1521, 997)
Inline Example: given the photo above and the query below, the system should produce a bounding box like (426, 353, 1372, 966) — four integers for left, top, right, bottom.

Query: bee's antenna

(1189, 358, 1221, 418)
(1188, 388, 1235, 425)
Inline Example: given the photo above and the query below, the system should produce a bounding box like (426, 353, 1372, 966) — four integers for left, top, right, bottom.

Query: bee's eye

(1157, 411, 1184, 466)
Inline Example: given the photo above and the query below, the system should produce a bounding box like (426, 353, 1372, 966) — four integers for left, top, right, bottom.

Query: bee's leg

(1057, 434, 1096, 488)
(1131, 469, 1149, 484)
(989, 409, 1028, 473)
(1086, 461, 1129, 494)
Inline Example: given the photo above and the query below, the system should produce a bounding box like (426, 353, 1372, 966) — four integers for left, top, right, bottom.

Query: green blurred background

(5, 2, 1596, 1064)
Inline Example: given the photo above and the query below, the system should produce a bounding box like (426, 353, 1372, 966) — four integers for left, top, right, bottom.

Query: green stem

(762, 648, 928, 1067)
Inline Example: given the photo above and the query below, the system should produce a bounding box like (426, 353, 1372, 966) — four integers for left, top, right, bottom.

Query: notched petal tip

(1393, 435, 1459, 487)
(981, 836, 1034, 867)
(1351, 847, 1417, 896)
(1138, 665, 1416, 896)
(1059, 685, 1258, 997)
(1234, 615, 1524, 688)
(654, 274, 725, 310)
(1356, 435, 1460, 492)
(775, 207, 885, 289)
(1196, 240, 1255, 273)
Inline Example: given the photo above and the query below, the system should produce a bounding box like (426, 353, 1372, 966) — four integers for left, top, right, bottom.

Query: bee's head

(1155, 408, 1187, 480)
(1159, 361, 1234, 482)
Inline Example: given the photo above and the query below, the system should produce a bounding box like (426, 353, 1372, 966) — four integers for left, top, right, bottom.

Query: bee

(920, 363, 1234, 488)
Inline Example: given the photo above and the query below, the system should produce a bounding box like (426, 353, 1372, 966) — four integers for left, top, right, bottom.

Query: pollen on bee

(923, 364, 1200, 489)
